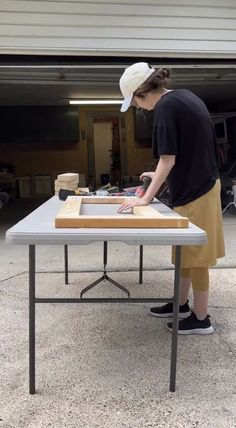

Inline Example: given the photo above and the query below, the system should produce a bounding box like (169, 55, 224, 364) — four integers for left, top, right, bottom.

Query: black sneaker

(150, 301, 190, 319)
(167, 312, 214, 335)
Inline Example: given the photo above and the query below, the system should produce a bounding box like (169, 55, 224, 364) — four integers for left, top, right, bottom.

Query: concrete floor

(0, 199, 236, 428)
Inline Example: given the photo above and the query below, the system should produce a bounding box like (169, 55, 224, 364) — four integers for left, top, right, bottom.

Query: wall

(0, 106, 86, 177)
(0, 141, 83, 177)
(0, 0, 235, 59)
(0, 105, 153, 180)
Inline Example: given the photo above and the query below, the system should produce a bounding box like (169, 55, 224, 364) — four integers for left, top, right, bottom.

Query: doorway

(93, 120, 113, 186)
(87, 113, 126, 189)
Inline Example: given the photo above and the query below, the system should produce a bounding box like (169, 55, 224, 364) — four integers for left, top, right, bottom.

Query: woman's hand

(117, 197, 148, 213)
(140, 171, 155, 181)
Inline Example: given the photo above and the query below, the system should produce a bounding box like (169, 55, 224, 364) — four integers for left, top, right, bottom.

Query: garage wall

(0, 105, 152, 180)
(0, 0, 235, 58)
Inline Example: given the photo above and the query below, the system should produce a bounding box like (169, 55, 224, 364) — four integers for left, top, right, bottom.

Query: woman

(118, 62, 225, 335)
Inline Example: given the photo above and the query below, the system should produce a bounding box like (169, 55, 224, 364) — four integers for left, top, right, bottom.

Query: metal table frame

(63, 241, 144, 289)
(6, 196, 207, 394)
(29, 244, 181, 394)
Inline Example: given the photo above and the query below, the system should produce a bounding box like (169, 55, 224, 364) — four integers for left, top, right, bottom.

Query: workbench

(5, 196, 207, 394)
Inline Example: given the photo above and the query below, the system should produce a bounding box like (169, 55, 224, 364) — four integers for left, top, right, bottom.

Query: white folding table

(5, 196, 207, 393)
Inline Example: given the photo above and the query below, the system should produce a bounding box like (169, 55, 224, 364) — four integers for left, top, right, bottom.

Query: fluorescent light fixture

(69, 100, 122, 105)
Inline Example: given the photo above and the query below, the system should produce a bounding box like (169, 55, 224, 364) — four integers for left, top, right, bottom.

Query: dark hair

(134, 67, 171, 98)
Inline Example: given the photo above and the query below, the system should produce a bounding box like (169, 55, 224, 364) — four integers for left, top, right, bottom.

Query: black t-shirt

(152, 89, 219, 207)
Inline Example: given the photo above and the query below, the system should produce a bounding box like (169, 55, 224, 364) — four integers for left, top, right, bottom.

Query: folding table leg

(169, 245, 181, 392)
(29, 245, 36, 394)
(64, 245, 69, 284)
(139, 245, 143, 284)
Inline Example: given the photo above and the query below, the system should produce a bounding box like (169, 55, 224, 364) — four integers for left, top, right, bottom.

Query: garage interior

(0, 55, 236, 213)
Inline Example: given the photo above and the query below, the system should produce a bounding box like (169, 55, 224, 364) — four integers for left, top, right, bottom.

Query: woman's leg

(191, 267, 209, 319)
(149, 268, 191, 318)
(180, 268, 191, 305)
(167, 266, 213, 334)
(193, 291, 209, 319)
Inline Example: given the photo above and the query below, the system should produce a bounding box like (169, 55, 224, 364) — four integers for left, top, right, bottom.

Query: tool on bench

(121, 176, 152, 197)
(58, 177, 152, 201)
(123, 178, 168, 200)
(135, 176, 152, 197)
(58, 188, 92, 201)
(58, 183, 120, 201)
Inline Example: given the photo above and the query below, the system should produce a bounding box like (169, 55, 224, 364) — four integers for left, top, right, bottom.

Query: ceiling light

(69, 100, 122, 105)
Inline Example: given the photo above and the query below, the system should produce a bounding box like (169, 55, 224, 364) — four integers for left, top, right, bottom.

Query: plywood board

(55, 196, 189, 229)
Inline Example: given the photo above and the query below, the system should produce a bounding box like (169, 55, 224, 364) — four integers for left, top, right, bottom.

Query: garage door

(0, 0, 235, 59)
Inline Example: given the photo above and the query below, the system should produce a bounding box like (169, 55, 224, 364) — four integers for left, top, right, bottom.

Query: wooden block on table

(55, 182, 78, 190)
(57, 173, 79, 182)
(55, 179, 78, 185)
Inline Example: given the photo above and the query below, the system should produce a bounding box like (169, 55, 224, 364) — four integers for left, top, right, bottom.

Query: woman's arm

(118, 155, 175, 212)
(142, 155, 175, 203)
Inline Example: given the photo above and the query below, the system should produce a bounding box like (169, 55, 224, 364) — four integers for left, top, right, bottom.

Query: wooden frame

(55, 196, 189, 228)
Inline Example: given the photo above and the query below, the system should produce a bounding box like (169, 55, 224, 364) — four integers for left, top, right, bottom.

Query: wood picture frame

(55, 196, 189, 228)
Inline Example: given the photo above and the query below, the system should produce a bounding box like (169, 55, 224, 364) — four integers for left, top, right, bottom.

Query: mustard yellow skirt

(172, 179, 225, 268)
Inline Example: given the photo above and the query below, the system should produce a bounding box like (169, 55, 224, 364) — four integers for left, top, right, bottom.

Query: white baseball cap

(119, 62, 155, 112)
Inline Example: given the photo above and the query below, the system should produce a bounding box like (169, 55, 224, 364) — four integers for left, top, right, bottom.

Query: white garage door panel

(0, 14, 236, 31)
(1, 37, 235, 52)
(0, 0, 235, 58)
(0, 26, 236, 42)
(1, 1, 236, 17)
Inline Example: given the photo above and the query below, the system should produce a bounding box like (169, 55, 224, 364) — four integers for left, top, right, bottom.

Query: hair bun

(157, 68, 171, 79)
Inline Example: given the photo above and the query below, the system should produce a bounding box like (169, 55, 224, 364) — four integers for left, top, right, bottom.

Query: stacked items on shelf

(54, 173, 79, 195)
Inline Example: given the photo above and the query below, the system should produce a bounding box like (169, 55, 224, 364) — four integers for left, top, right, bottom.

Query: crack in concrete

(209, 305, 236, 310)
(20, 265, 236, 274)
(0, 271, 27, 283)
(1, 264, 236, 282)
(214, 330, 236, 358)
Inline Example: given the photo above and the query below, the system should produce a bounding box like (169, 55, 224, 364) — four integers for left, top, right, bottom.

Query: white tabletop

(5, 196, 207, 246)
